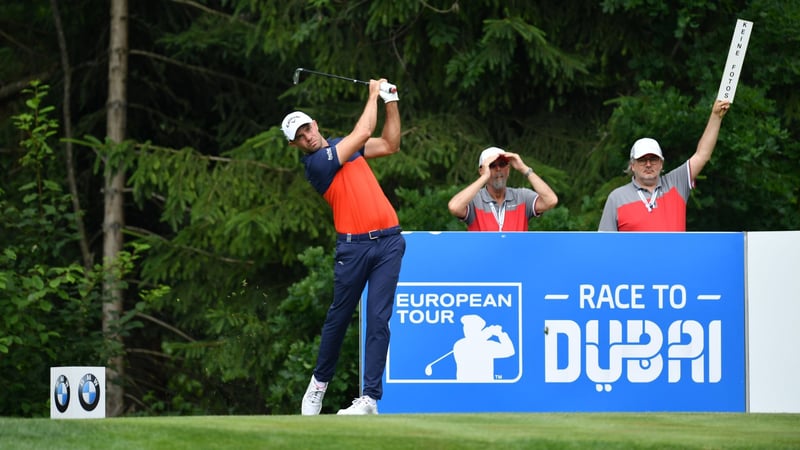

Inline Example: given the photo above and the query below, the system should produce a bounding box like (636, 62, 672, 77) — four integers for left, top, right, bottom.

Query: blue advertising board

(361, 232, 746, 413)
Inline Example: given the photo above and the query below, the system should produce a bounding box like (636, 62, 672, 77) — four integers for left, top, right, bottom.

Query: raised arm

(688, 99, 731, 180)
(334, 79, 384, 165)
(364, 86, 400, 159)
(448, 168, 491, 219)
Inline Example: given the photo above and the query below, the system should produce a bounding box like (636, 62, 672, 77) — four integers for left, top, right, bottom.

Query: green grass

(2, 413, 799, 449)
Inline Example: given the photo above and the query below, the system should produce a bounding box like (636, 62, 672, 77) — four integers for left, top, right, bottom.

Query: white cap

(478, 146, 507, 167)
(281, 111, 313, 141)
(630, 138, 664, 160)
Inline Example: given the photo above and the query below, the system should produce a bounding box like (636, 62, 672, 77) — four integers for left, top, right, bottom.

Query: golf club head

(292, 68, 304, 85)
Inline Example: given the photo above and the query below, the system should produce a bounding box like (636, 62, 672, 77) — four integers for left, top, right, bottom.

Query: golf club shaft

(296, 68, 368, 86)
(427, 350, 454, 368)
(294, 68, 397, 93)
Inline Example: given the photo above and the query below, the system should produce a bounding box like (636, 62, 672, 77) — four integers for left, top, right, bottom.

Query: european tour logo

(387, 282, 523, 383)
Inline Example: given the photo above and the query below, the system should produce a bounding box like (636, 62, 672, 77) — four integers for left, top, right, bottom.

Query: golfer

(453, 315, 515, 382)
(281, 78, 405, 415)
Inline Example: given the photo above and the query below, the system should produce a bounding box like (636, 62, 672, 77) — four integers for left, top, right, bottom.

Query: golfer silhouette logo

(424, 314, 516, 382)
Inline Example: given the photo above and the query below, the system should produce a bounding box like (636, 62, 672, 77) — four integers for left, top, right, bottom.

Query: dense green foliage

(0, 82, 164, 416)
(0, 0, 798, 416)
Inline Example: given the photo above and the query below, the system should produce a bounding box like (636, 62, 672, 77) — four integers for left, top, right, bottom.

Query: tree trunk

(104, 0, 128, 417)
(50, 0, 93, 271)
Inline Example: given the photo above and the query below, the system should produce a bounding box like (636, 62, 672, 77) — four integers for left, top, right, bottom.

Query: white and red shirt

(598, 161, 694, 231)
(462, 187, 540, 231)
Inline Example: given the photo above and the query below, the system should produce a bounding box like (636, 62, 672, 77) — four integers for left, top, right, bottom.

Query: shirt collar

(631, 177, 662, 191)
(479, 186, 511, 204)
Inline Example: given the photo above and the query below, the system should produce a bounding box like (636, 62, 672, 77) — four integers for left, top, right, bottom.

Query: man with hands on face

(448, 147, 558, 231)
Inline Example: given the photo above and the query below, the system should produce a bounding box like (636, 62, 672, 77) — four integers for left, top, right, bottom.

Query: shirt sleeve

(598, 193, 619, 231)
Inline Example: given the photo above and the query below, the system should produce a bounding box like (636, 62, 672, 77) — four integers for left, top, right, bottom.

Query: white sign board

(746, 231, 800, 413)
(717, 19, 753, 102)
(50, 366, 106, 419)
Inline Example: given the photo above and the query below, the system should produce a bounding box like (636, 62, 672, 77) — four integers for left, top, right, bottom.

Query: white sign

(50, 366, 106, 419)
(717, 19, 753, 102)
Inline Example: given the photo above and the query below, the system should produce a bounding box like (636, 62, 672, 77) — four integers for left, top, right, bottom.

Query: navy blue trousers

(313, 231, 405, 400)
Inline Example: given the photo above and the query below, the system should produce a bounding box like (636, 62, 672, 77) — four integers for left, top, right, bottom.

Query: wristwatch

(524, 167, 534, 177)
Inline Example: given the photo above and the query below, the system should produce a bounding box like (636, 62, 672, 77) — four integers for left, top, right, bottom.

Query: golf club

(293, 68, 396, 93)
(424, 350, 454, 376)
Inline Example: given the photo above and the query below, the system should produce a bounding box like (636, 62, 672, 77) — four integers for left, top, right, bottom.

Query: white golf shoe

(301, 375, 327, 415)
(336, 396, 378, 415)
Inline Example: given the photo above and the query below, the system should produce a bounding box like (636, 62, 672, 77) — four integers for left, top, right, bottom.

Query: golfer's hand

(369, 79, 384, 100)
(380, 81, 399, 103)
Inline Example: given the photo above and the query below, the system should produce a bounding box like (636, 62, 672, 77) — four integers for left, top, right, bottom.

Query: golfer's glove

(380, 82, 399, 103)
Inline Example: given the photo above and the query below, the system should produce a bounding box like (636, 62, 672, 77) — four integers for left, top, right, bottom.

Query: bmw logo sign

(53, 374, 70, 413)
(78, 373, 101, 411)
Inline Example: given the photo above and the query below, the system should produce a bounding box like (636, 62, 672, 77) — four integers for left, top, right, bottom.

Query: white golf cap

(281, 111, 313, 141)
(630, 138, 664, 160)
(478, 146, 507, 167)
